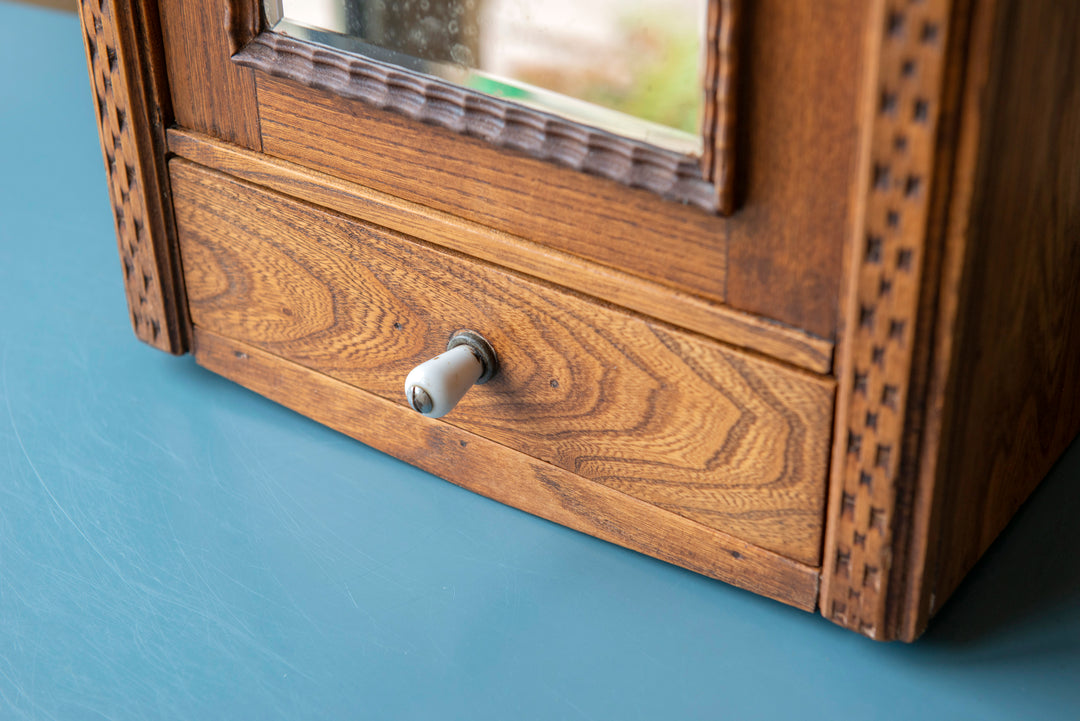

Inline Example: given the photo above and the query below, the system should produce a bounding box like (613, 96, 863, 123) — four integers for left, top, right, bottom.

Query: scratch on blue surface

(3, 347, 137, 596)
(232, 426, 414, 594)
(131, 429, 185, 465)
(543, 683, 598, 721)
(3, 5, 1080, 717)
(0, 665, 60, 721)
(154, 502, 316, 681)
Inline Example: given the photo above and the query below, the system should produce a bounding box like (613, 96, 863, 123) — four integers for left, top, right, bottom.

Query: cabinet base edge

(192, 326, 821, 612)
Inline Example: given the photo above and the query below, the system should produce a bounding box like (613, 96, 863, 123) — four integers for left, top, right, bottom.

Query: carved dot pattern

(824, 0, 953, 639)
(79, 0, 169, 350)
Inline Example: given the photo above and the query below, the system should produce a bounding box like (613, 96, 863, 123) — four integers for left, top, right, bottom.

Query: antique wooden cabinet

(78, 0, 1079, 640)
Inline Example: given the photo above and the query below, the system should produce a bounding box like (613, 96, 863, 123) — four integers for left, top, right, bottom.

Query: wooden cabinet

(78, 0, 1080, 640)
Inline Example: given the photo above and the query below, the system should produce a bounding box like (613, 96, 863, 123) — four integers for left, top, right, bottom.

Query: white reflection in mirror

(272, 0, 706, 155)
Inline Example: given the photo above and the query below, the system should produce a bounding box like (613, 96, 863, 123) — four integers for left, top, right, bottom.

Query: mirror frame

(230, 0, 740, 214)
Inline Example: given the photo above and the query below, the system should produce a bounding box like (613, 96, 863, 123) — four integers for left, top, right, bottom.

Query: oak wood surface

(820, 0, 1080, 641)
(247, 0, 867, 339)
(78, 0, 187, 353)
(171, 160, 836, 565)
(166, 128, 835, 374)
(703, 0, 741, 213)
(819, 0, 964, 640)
(254, 74, 731, 308)
(723, 0, 865, 336)
(192, 327, 822, 611)
(157, 0, 260, 150)
(82, 0, 1080, 641)
(890, 0, 990, 642)
(901, 0, 1080, 640)
(235, 31, 722, 213)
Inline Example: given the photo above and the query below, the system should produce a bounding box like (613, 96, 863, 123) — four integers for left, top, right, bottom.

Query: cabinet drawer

(171, 160, 835, 566)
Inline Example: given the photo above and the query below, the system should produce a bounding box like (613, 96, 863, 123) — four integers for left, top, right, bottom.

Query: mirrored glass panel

(267, 0, 706, 155)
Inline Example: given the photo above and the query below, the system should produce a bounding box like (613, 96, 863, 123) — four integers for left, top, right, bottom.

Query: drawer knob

(404, 330, 498, 418)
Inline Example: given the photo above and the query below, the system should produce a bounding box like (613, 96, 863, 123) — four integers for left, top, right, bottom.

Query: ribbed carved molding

(235, 28, 728, 213)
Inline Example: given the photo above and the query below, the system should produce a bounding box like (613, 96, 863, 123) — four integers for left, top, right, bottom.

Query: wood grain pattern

(84, 0, 1080, 639)
(234, 30, 722, 213)
(157, 0, 260, 149)
(722, 0, 865, 337)
(249, 0, 863, 340)
(78, 0, 187, 353)
(253, 74, 730, 308)
(192, 327, 822, 611)
(820, 0, 957, 640)
(899, 0, 1080, 641)
(171, 160, 835, 565)
(166, 128, 835, 374)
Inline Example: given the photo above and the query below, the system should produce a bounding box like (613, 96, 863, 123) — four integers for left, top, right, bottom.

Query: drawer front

(171, 160, 835, 565)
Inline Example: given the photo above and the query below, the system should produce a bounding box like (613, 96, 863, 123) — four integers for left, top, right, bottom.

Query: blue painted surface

(1, 4, 1079, 719)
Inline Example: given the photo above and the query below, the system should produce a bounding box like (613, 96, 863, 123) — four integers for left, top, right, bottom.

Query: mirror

(266, 0, 706, 155)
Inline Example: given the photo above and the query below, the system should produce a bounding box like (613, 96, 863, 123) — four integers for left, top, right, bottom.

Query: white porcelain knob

(404, 331, 498, 418)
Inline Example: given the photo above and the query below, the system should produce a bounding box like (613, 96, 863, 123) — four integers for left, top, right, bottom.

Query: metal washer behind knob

(446, 330, 498, 384)
(403, 330, 498, 418)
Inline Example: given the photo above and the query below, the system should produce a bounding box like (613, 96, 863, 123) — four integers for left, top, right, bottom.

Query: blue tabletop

(2, 3, 1079, 719)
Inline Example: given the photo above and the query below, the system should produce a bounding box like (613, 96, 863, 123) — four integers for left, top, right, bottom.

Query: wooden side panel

(171, 160, 836, 565)
(903, 0, 1080, 640)
(78, 0, 187, 353)
(193, 328, 822, 611)
(166, 128, 835, 374)
(819, 0, 962, 640)
(158, 0, 260, 149)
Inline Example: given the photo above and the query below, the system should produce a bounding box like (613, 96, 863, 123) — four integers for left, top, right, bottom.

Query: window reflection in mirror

(267, 0, 706, 155)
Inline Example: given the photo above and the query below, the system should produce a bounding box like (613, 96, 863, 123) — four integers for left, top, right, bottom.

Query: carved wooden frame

(78, 0, 189, 354)
(232, 0, 740, 214)
(820, 0, 967, 640)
